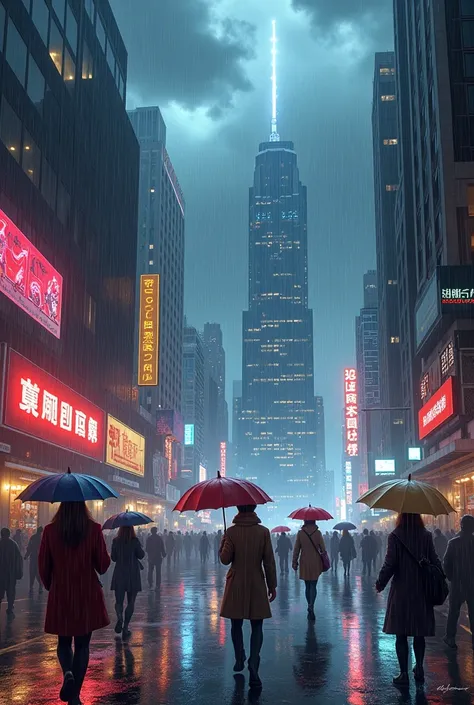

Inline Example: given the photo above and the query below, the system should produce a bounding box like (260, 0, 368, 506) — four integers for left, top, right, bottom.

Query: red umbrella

(288, 504, 333, 521)
(173, 472, 272, 530)
(271, 526, 291, 533)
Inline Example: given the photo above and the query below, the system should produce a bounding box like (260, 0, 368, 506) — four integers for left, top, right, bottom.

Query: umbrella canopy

(103, 510, 153, 530)
(173, 472, 272, 530)
(15, 468, 119, 504)
(356, 475, 455, 517)
(288, 505, 333, 521)
(333, 521, 357, 531)
(271, 526, 291, 534)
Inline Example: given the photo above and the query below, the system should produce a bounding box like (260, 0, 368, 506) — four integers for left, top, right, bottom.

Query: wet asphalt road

(0, 557, 473, 705)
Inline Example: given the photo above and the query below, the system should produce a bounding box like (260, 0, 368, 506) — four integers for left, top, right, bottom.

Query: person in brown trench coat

(219, 504, 277, 689)
(292, 521, 325, 620)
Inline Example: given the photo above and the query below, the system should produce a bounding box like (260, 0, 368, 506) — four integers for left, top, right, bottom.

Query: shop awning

(403, 439, 474, 480)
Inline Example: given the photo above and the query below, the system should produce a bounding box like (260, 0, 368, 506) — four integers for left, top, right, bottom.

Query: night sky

(110, 0, 394, 490)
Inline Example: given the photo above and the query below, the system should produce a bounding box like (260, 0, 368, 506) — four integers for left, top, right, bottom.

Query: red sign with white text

(4, 350, 105, 460)
(0, 209, 63, 338)
(418, 376, 454, 441)
(344, 368, 359, 456)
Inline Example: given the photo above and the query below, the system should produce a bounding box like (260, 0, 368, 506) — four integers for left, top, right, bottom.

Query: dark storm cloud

(292, 0, 393, 45)
(109, 0, 255, 115)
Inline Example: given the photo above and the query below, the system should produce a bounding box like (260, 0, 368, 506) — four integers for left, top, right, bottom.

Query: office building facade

(182, 323, 205, 486)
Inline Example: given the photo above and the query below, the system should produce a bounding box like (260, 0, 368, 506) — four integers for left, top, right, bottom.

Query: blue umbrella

(102, 510, 153, 530)
(333, 521, 357, 531)
(15, 467, 119, 504)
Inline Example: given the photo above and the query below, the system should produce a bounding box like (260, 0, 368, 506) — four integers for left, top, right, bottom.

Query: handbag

(304, 531, 331, 572)
(395, 534, 449, 606)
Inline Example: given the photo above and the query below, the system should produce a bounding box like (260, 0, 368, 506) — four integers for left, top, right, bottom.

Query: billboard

(106, 415, 145, 476)
(220, 441, 227, 477)
(415, 274, 440, 348)
(156, 409, 184, 443)
(199, 464, 207, 482)
(4, 349, 104, 460)
(344, 368, 359, 457)
(408, 447, 422, 461)
(418, 376, 454, 441)
(345, 460, 353, 505)
(138, 274, 160, 386)
(375, 459, 396, 475)
(0, 208, 63, 338)
(440, 265, 474, 312)
(184, 424, 195, 446)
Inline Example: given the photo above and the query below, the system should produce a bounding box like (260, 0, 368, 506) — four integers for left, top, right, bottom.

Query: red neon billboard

(418, 376, 454, 441)
(0, 209, 63, 338)
(4, 350, 105, 460)
(344, 368, 359, 457)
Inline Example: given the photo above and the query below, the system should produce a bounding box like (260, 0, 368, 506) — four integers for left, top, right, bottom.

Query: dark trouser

(304, 580, 318, 609)
(167, 552, 173, 567)
(362, 559, 371, 576)
(200, 551, 208, 563)
(279, 554, 289, 573)
(115, 589, 137, 627)
(29, 559, 42, 591)
(231, 619, 264, 670)
(148, 561, 162, 589)
(395, 635, 425, 672)
(0, 583, 15, 610)
(446, 590, 474, 643)
(343, 560, 351, 575)
(331, 554, 338, 571)
(57, 633, 92, 699)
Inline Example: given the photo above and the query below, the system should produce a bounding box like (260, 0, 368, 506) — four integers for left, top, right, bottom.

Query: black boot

(248, 657, 262, 689)
(233, 650, 246, 672)
(413, 664, 424, 683)
(393, 672, 409, 687)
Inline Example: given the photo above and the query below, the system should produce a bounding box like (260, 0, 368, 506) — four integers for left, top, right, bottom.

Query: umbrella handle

(222, 507, 227, 533)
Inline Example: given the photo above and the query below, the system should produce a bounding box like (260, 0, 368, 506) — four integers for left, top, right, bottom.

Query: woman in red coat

(39, 502, 110, 705)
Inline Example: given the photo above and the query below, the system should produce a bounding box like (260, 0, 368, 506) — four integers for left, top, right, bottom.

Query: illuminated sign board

(4, 349, 104, 460)
(0, 208, 63, 338)
(415, 274, 440, 348)
(184, 424, 195, 446)
(138, 274, 160, 386)
(418, 376, 454, 441)
(340, 498, 347, 521)
(106, 415, 145, 476)
(344, 368, 359, 457)
(439, 265, 474, 313)
(408, 447, 422, 461)
(199, 464, 207, 482)
(220, 441, 227, 477)
(375, 459, 396, 475)
(345, 460, 353, 505)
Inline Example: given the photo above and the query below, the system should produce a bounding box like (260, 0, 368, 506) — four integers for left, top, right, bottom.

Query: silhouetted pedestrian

(292, 521, 325, 620)
(330, 531, 340, 572)
(111, 526, 145, 639)
(146, 527, 166, 590)
(433, 528, 448, 561)
(12, 528, 24, 554)
(220, 504, 277, 689)
(443, 514, 474, 649)
(214, 530, 222, 563)
(339, 530, 356, 577)
(174, 531, 183, 564)
(276, 532, 292, 575)
(0, 527, 23, 616)
(25, 526, 43, 595)
(361, 528, 376, 577)
(200, 531, 210, 563)
(376, 512, 442, 686)
(38, 502, 110, 705)
(165, 531, 175, 566)
(184, 531, 192, 560)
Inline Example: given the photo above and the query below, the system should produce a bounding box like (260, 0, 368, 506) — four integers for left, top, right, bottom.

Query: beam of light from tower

(270, 19, 280, 142)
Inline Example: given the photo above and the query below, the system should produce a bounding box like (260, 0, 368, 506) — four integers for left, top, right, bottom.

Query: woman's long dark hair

(52, 501, 92, 548)
(396, 513, 425, 530)
(117, 526, 136, 542)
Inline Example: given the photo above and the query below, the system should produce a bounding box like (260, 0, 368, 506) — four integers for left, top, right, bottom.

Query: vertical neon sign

(344, 368, 359, 457)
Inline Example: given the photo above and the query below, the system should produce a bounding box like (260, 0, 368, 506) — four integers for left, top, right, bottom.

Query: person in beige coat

(292, 521, 325, 620)
(219, 504, 277, 689)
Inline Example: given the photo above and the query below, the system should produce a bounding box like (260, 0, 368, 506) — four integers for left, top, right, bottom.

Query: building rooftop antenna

(270, 19, 280, 142)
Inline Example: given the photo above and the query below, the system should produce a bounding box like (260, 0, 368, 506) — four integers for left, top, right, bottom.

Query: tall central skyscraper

(239, 23, 319, 516)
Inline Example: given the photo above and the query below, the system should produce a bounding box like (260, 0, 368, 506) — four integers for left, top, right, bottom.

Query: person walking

(184, 531, 192, 561)
(0, 527, 23, 616)
(174, 531, 183, 564)
(38, 501, 110, 705)
(214, 530, 222, 564)
(339, 529, 356, 577)
(25, 526, 43, 595)
(193, 532, 201, 558)
(292, 521, 325, 621)
(276, 532, 292, 575)
(111, 526, 145, 639)
(375, 512, 443, 686)
(373, 532, 382, 571)
(330, 531, 340, 573)
(434, 528, 448, 561)
(13, 528, 24, 554)
(361, 529, 376, 577)
(443, 514, 474, 649)
(165, 531, 175, 567)
(219, 504, 277, 689)
(200, 531, 210, 563)
(145, 527, 166, 590)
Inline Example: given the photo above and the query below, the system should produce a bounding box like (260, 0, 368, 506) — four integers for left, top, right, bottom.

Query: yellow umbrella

(356, 475, 455, 516)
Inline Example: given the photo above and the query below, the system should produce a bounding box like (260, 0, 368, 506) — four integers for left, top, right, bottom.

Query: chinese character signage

(156, 409, 184, 443)
(345, 461, 353, 505)
(4, 349, 104, 460)
(220, 441, 227, 477)
(344, 368, 359, 457)
(106, 415, 145, 476)
(0, 208, 63, 338)
(138, 274, 159, 386)
(184, 424, 195, 446)
(418, 377, 454, 441)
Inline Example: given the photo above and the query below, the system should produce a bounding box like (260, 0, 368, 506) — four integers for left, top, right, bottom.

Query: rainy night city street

(0, 556, 473, 705)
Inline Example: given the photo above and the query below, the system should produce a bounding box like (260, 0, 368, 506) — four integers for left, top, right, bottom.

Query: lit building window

(420, 373, 430, 400)
(380, 67, 395, 75)
(386, 184, 399, 191)
(149, 260, 153, 265)
(49, 19, 63, 75)
(150, 188, 155, 193)
(440, 342, 454, 377)
(381, 94, 396, 101)
(388, 279, 398, 285)
(149, 244, 154, 250)
(390, 336, 400, 343)
(383, 138, 398, 145)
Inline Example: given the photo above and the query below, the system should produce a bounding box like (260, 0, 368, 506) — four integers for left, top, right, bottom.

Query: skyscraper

(182, 323, 205, 486)
(239, 22, 319, 515)
(203, 322, 229, 443)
